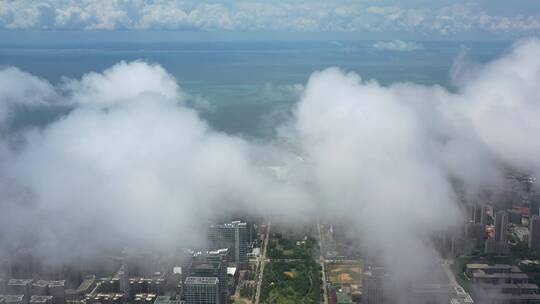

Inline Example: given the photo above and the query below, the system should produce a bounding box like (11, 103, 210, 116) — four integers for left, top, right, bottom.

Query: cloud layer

(373, 40, 424, 51)
(0, 60, 310, 263)
(1, 38, 540, 297)
(1, 0, 540, 36)
(288, 37, 540, 296)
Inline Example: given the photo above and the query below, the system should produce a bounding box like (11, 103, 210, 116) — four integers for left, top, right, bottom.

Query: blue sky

(0, 0, 539, 39)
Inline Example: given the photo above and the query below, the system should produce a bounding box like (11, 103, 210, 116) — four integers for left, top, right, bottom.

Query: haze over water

(0, 31, 510, 137)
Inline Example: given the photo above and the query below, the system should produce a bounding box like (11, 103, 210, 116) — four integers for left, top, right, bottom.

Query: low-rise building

(134, 293, 156, 304)
(2, 295, 25, 304)
(29, 296, 53, 304)
(466, 263, 540, 303)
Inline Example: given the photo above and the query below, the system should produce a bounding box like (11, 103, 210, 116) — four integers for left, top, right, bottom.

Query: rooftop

(32, 280, 65, 288)
(87, 293, 124, 300)
(32, 281, 48, 288)
(75, 277, 95, 293)
(466, 264, 514, 270)
(210, 221, 247, 229)
(478, 283, 539, 290)
(153, 296, 171, 304)
(3, 295, 24, 303)
(472, 272, 529, 279)
(46, 281, 65, 288)
(134, 293, 156, 301)
(184, 277, 218, 285)
(29, 296, 53, 303)
(8, 279, 32, 286)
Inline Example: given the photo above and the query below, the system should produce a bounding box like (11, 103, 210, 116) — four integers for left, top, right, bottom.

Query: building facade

(529, 215, 540, 251)
(184, 277, 219, 304)
(208, 221, 247, 269)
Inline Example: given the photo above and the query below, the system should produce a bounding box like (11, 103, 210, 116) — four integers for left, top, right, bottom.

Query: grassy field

(260, 260, 321, 304)
(266, 233, 317, 260)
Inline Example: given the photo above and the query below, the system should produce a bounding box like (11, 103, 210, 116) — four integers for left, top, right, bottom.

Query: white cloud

(0, 60, 310, 260)
(460, 38, 540, 174)
(62, 60, 184, 105)
(373, 40, 424, 51)
(0, 67, 58, 125)
(287, 38, 540, 296)
(0, 1, 539, 35)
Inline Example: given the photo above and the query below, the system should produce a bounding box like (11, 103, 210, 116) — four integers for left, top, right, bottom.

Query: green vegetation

(510, 241, 540, 260)
(261, 230, 321, 303)
(518, 263, 540, 284)
(240, 282, 255, 298)
(243, 270, 256, 281)
(266, 233, 317, 260)
(260, 260, 321, 304)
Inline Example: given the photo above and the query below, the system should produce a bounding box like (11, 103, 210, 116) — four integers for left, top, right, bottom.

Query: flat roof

(29, 296, 53, 303)
(210, 221, 247, 228)
(8, 279, 32, 286)
(479, 283, 539, 289)
(32, 281, 48, 288)
(3, 295, 24, 303)
(472, 272, 529, 279)
(496, 294, 540, 300)
(88, 293, 123, 300)
(76, 278, 95, 293)
(466, 264, 513, 270)
(153, 296, 171, 304)
(518, 283, 540, 289)
(134, 293, 156, 301)
(46, 281, 65, 287)
(185, 277, 218, 285)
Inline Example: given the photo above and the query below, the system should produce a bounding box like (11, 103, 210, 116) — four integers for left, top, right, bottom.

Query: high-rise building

(529, 215, 540, 251)
(46, 281, 65, 304)
(114, 262, 130, 301)
(480, 206, 489, 226)
(8, 279, 33, 304)
(494, 211, 509, 243)
(184, 277, 219, 304)
(465, 222, 486, 248)
(471, 205, 489, 226)
(471, 205, 482, 223)
(31, 281, 48, 296)
(187, 249, 229, 304)
(208, 221, 247, 269)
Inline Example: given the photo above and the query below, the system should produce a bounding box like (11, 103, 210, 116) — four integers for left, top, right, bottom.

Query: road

(317, 220, 329, 304)
(254, 222, 271, 304)
(441, 259, 458, 286)
(441, 259, 475, 303)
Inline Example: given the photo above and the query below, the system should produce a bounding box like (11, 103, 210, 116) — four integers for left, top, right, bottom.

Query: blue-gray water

(0, 32, 511, 137)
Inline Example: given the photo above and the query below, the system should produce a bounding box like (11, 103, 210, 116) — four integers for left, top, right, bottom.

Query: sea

(0, 31, 512, 138)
